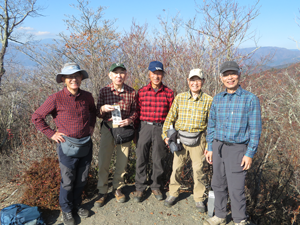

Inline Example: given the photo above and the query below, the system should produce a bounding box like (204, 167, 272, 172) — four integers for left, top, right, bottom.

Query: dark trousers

(211, 140, 247, 223)
(57, 143, 92, 212)
(135, 122, 167, 191)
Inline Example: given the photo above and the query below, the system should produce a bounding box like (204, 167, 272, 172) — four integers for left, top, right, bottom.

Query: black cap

(220, 61, 240, 74)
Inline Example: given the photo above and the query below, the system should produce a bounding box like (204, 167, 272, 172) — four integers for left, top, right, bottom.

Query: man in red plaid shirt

(132, 61, 174, 202)
(95, 63, 138, 207)
(32, 63, 96, 225)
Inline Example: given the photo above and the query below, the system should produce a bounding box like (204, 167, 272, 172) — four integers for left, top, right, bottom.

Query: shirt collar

(63, 86, 81, 97)
(188, 90, 203, 100)
(109, 82, 125, 92)
(146, 82, 165, 92)
(222, 85, 242, 97)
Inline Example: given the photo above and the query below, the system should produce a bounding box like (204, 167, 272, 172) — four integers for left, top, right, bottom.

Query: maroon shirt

(136, 82, 174, 123)
(96, 83, 138, 122)
(32, 87, 97, 139)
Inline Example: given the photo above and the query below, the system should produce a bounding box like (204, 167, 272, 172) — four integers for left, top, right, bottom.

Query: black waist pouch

(104, 122, 135, 145)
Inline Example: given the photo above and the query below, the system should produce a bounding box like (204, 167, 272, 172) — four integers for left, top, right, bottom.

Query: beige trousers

(97, 121, 130, 194)
(169, 133, 206, 202)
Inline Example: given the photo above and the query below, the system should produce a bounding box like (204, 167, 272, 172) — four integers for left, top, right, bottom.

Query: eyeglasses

(222, 71, 239, 77)
(112, 71, 126, 75)
(64, 74, 82, 79)
(189, 79, 203, 83)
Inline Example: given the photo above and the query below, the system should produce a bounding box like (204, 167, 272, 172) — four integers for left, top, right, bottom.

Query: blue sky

(19, 0, 300, 49)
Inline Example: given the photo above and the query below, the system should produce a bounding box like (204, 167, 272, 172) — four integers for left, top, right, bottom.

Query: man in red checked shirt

(132, 61, 174, 202)
(32, 63, 96, 225)
(95, 63, 138, 207)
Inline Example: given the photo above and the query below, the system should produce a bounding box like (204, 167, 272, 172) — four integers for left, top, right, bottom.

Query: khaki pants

(97, 121, 130, 194)
(169, 133, 206, 202)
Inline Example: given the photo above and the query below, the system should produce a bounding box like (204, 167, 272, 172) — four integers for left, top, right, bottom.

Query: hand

(205, 151, 213, 164)
(241, 155, 252, 170)
(51, 132, 66, 143)
(164, 138, 170, 147)
(101, 105, 115, 112)
(119, 118, 132, 127)
(90, 126, 94, 136)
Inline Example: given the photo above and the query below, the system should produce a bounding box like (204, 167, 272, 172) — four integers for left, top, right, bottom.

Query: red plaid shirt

(96, 83, 138, 122)
(136, 82, 174, 123)
(32, 87, 97, 139)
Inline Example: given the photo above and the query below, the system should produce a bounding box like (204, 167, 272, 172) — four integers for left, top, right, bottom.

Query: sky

(18, 0, 300, 49)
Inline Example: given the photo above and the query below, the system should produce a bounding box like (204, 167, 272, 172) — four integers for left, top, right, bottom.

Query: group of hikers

(31, 60, 262, 225)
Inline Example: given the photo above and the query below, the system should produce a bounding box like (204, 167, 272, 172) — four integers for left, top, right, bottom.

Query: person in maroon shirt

(32, 63, 96, 225)
(94, 63, 137, 207)
(133, 61, 174, 202)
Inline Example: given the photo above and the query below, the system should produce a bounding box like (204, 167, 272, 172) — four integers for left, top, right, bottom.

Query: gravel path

(45, 184, 254, 225)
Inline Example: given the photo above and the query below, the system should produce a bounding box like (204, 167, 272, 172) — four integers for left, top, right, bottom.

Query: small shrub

(21, 157, 61, 210)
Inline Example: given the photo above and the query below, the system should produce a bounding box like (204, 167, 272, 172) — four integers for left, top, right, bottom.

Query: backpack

(0, 204, 45, 225)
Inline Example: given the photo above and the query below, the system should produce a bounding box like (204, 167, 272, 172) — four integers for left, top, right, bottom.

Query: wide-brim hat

(56, 62, 89, 83)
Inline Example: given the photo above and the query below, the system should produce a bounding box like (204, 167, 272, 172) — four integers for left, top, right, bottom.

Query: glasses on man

(112, 71, 126, 75)
(222, 71, 239, 77)
(64, 73, 82, 79)
(189, 79, 203, 83)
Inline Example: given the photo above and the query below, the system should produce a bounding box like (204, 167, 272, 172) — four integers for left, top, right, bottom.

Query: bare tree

(0, 0, 42, 85)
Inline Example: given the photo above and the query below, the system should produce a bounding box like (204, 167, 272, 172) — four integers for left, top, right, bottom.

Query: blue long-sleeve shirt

(206, 86, 262, 158)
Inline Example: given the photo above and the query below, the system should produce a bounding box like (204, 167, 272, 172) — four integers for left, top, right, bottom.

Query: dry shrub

(21, 157, 61, 210)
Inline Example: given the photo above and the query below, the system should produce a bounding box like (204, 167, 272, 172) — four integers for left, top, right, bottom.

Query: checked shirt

(162, 91, 213, 140)
(96, 83, 138, 122)
(136, 82, 174, 123)
(206, 86, 262, 158)
(32, 87, 97, 139)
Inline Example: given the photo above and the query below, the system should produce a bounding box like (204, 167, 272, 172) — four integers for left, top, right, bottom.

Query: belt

(142, 121, 164, 127)
(216, 139, 234, 146)
(215, 139, 234, 157)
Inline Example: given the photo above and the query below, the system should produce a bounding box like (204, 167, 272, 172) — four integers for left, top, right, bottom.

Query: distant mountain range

(5, 39, 300, 69)
(239, 47, 300, 69)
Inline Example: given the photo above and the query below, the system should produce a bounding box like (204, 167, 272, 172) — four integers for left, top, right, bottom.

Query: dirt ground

(0, 181, 256, 225)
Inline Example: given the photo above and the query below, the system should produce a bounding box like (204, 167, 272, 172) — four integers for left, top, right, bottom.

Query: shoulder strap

(103, 122, 114, 137)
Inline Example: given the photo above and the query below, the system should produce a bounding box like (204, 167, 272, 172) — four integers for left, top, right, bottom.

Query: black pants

(135, 122, 167, 191)
(57, 143, 92, 212)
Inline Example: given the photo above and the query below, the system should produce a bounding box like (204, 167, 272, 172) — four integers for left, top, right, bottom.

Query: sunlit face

(62, 72, 83, 93)
(220, 70, 240, 93)
(187, 76, 205, 94)
(149, 70, 164, 86)
(109, 67, 127, 86)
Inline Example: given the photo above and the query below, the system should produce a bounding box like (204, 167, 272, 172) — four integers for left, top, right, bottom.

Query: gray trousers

(211, 140, 247, 223)
(135, 122, 167, 191)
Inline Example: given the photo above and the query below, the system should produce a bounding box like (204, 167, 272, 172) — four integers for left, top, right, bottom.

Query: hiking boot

(94, 193, 107, 207)
(152, 189, 163, 201)
(164, 195, 177, 208)
(195, 201, 206, 213)
(235, 220, 250, 225)
(132, 190, 145, 203)
(114, 188, 126, 203)
(75, 206, 89, 218)
(203, 216, 226, 225)
(61, 211, 75, 225)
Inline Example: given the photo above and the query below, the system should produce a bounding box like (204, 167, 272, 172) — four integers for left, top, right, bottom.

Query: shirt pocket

(79, 101, 90, 121)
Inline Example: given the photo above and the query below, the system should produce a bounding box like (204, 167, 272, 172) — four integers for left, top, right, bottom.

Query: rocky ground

(1, 182, 255, 225)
